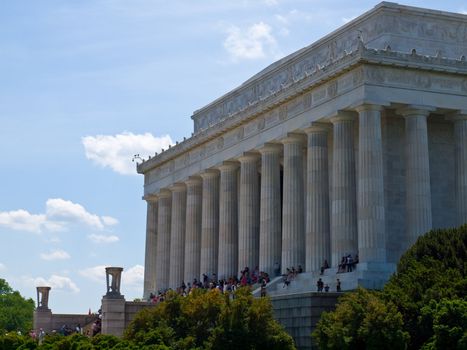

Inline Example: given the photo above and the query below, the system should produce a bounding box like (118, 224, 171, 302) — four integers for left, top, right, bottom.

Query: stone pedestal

(33, 308, 52, 333)
(101, 296, 126, 336)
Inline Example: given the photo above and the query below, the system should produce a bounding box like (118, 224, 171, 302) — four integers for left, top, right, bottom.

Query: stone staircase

(254, 268, 359, 297)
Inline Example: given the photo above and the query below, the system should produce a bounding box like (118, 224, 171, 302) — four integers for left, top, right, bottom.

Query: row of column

(144, 106, 467, 293)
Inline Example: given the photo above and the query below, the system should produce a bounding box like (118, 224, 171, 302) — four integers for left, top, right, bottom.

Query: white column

(184, 177, 202, 284)
(281, 134, 306, 272)
(155, 189, 171, 291)
(143, 196, 157, 299)
(356, 104, 386, 263)
(304, 124, 330, 272)
(330, 112, 358, 266)
(452, 113, 467, 225)
(218, 161, 239, 280)
(169, 184, 186, 289)
(238, 153, 260, 273)
(200, 170, 220, 279)
(259, 144, 282, 276)
(399, 106, 433, 246)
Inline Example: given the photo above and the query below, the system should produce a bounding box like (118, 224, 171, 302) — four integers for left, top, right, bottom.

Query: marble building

(137, 2, 467, 298)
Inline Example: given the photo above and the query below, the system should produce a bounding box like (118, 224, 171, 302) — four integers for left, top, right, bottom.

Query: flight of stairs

(254, 267, 359, 297)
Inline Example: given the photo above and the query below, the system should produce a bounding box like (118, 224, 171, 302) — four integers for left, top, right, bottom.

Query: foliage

(313, 225, 467, 350)
(0, 278, 35, 333)
(125, 287, 296, 350)
(0, 287, 294, 349)
(312, 287, 408, 349)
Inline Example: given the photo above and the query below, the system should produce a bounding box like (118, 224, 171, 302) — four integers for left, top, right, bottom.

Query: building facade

(138, 2, 467, 298)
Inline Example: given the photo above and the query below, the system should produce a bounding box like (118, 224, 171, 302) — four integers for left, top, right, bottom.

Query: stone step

(266, 269, 358, 297)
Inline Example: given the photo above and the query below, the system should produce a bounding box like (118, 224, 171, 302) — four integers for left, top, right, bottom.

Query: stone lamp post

(102, 267, 126, 336)
(34, 286, 52, 332)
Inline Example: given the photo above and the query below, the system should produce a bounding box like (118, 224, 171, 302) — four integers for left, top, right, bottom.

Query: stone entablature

(189, 1, 467, 134)
(138, 48, 467, 194)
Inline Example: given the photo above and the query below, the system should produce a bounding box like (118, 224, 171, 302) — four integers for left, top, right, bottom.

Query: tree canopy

(125, 287, 296, 350)
(313, 224, 467, 350)
(0, 278, 35, 334)
(0, 287, 295, 350)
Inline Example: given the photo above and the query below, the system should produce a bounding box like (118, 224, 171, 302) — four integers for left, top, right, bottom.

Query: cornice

(137, 47, 467, 175)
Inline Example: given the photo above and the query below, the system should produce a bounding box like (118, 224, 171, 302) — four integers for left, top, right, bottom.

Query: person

(38, 328, 45, 345)
(317, 278, 323, 292)
(336, 278, 341, 292)
(347, 254, 354, 272)
(260, 279, 267, 297)
(324, 284, 330, 292)
(298, 265, 303, 273)
(320, 259, 330, 275)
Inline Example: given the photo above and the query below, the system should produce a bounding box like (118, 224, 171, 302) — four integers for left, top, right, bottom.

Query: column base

(356, 262, 396, 289)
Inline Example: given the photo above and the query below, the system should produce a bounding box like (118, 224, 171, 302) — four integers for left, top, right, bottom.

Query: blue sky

(0, 0, 466, 314)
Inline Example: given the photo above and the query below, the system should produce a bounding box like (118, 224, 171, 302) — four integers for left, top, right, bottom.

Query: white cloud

(0, 263, 6, 271)
(46, 198, 105, 230)
(223, 22, 279, 61)
(79, 265, 106, 282)
(82, 132, 173, 175)
(24, 275, 79, 293)
(0, 198, 118, 233)
(0, 210, 47, 233)
(88, 234, 120, 244)
(79, 264, 143, 287)
(123, 264, 144, 287)
(101, 216, 119, 226)
(40, 249, 71, 261)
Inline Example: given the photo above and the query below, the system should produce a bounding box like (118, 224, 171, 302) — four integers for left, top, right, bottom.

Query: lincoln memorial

(137, 2, 467, 299)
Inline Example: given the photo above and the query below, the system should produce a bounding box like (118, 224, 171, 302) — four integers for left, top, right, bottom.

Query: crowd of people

(316, 278, 341, 292)
(337, 254, 359, 273)
(282, 265, 303, 288)
(148, 266, 271, 303)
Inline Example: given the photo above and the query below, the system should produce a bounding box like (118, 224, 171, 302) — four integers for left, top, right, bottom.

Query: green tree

(312, 287, 408, 350)
(419, 298, 467, 350)
(0, 278, 35, 333)
(313, 225, 467, 350)
(125, 287, 296, 350)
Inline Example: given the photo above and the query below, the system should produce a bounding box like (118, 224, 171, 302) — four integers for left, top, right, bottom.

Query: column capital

(281, 132, 306, 145)
(329, 110, 357, 123)
(397, 105, 435, 118)
(238, 151, 260, 163)
(185, 176, 202, 186)
(143, 194, 158, 202)
(168, 182, 186, 192)
(447, 110, 467, 121)
(158, 188, 172, 199)
(217, 160, 240, 172)
(258, 143, 282, 154)
(304, 122, 331, 134)
(355, 104, 384, 113)
(199, 169, 220, 179)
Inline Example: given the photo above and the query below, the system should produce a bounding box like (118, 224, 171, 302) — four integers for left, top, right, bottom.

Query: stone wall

(33, 309, 95, 333)
(270, 292, 340, 350)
